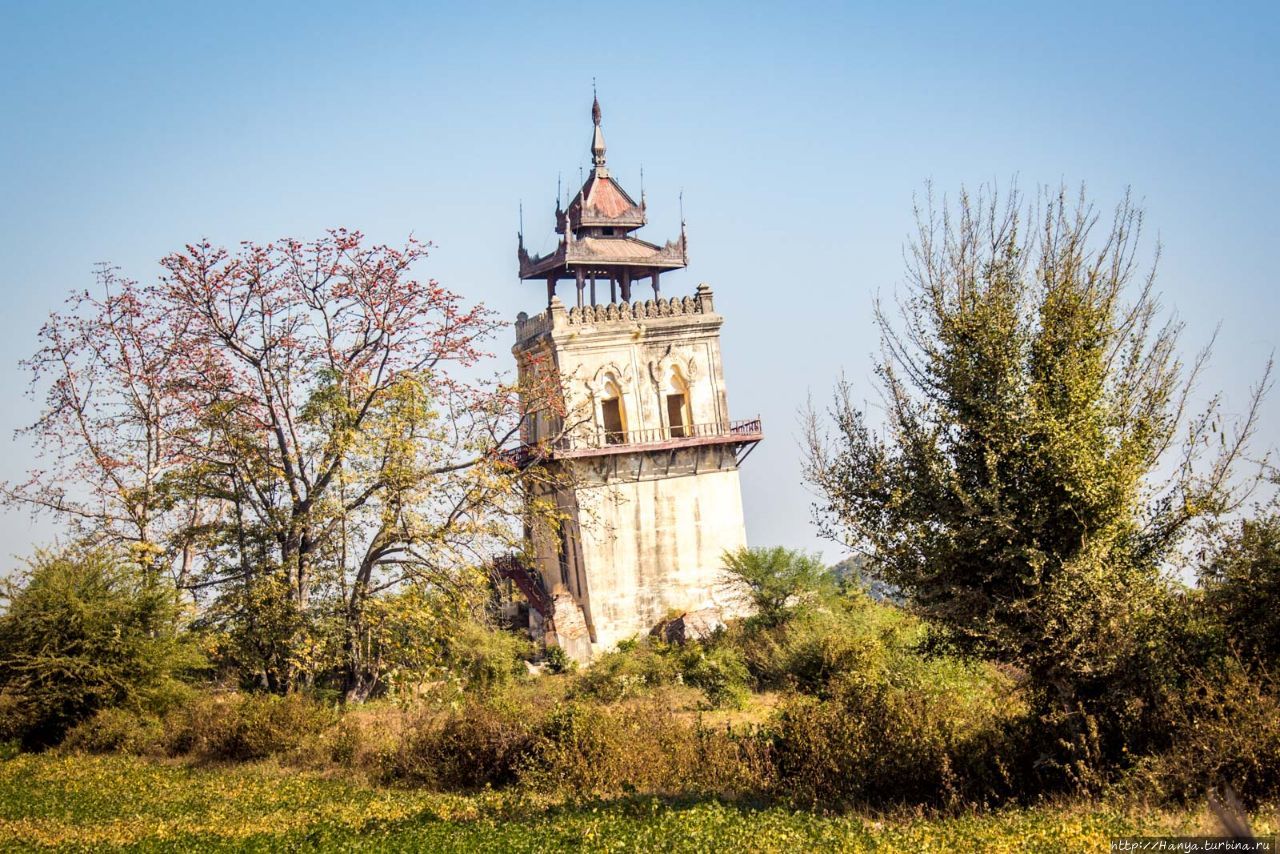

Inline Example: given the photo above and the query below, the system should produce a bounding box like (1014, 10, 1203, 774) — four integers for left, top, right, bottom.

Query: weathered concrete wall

(513, 286, 754, 658)
(574, 460, 748, 650)
(514, 287, 732, 447)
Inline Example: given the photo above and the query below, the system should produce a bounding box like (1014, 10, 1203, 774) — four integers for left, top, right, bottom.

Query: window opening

(667, 394, 687, 438)
(602, 397, 625, 444)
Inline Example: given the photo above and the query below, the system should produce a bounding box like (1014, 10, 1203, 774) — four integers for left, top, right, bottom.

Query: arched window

(599, 378, 627, 445)
(662, 367, 692, 439)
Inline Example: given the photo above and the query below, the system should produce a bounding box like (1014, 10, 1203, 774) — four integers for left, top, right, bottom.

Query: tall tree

(6, 267, 188, 579)
(11, 230, 567, 699)
(1200, 511, 1280, 669)
(804, 186, 1269, 748)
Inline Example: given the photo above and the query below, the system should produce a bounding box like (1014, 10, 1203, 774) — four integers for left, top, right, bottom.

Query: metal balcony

(508, 417, 763, 467)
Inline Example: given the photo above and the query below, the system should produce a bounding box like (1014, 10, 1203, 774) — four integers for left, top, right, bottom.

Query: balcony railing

(558, 417, 762, 456)
(589, 417, 759, 447)
(505, 417, 763, 468)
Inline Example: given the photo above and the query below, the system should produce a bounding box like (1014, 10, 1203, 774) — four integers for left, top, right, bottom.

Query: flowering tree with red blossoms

(9, 266, 189, 576)
(8, 231, 568, 699)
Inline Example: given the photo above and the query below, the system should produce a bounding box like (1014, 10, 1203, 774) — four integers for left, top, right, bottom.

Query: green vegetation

(3, 753, 1275, 852)
(1201, 514, 1280, 669)
(0, 548, 200, 749)
(575, 636, 750, 708)
(804, 185, 1273, 791)
(720, 546, 833, 625)
(5, 542, 1277, 821)
(1, 196, 1278, 846)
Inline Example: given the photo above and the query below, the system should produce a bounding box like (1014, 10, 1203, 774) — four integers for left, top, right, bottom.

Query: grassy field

(2, 754, 1275, 852)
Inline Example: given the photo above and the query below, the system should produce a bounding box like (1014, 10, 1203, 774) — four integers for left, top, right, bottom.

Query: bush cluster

(390, 695, 538, 789)
(389, 695, 772, 798)
(64, 692, 340, 763)
(63, 689, 771, 800)
(573, 636, 750, 709)
(50, 614, 1280, 811)
(1129, 665, 1280, 806)
(440, 620, 535, 692)
(0, 548, 201, 749)
(20, 540, 1280, 811)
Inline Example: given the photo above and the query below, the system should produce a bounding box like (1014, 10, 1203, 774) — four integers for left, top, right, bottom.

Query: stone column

(548, 294, 566, 331)
(695, 282, 714, 312)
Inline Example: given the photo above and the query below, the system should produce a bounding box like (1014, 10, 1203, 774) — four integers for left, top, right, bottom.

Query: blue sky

(1, 1, 1277, 567)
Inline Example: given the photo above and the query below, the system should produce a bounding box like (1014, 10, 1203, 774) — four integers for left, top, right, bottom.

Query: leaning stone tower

(510, 96, 762, 662)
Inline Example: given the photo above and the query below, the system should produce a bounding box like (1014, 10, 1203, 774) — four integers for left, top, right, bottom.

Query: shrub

(523, 701, 645, 795)
(440, 621, 533, 692)
(544, 645, 575, 674)
(385, 694, 774, 799)
(768, 609, 1030, 811)
(721, 546, 834, 625)
(1130, 664, 1280, 805)
(574, 637, 750, 709)
(1200, 515, 1280, 669)
(773, 674, 957, 809)
(675, 643, 751, 709)
(736, 609, 878, 695)
(389, 695, 537, 790)
(575, 640, 680, 702)
(733, 592, 914, 696)
(0, 547, 202, 749)
(61, 707, 164, 756)
(160, 692, 337, 761)
(521, 699, 772, 798)
(305, 713, 367, 768)
(65, 690, 393, 770)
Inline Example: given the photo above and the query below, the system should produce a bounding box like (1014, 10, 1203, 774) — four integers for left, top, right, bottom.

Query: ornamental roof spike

(517, 94, 688, 284)
(591, 91, 606, 168)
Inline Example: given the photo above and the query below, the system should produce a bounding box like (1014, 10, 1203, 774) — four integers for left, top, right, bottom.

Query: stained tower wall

(513, 286, 753, 657)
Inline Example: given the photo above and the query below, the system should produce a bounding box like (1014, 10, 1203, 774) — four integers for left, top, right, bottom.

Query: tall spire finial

(590, 84, 606, 168)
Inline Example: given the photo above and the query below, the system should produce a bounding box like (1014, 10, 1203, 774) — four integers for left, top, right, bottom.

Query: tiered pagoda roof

(518, 96, 687, 295)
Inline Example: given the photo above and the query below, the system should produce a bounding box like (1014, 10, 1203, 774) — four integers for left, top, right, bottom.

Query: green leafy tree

(721, 546, 834, 625)
(1201, 513, 1280, 669)
(804, 185, 1269, 760)
(0, 547, 201, 748)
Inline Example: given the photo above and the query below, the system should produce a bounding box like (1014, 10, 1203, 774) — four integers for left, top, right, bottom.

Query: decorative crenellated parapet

(565, 294, 702, 325)
(515, 309, 552, 340)
(515, 286, 718, 341)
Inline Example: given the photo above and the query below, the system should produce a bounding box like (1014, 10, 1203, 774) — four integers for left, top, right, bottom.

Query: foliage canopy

(0, 547, 199, 748)
(804, 186, 1269, 724)
(720, 546, 834, 626)
(6, 231, 567, 700)
(1200, 513, 1280, 669)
